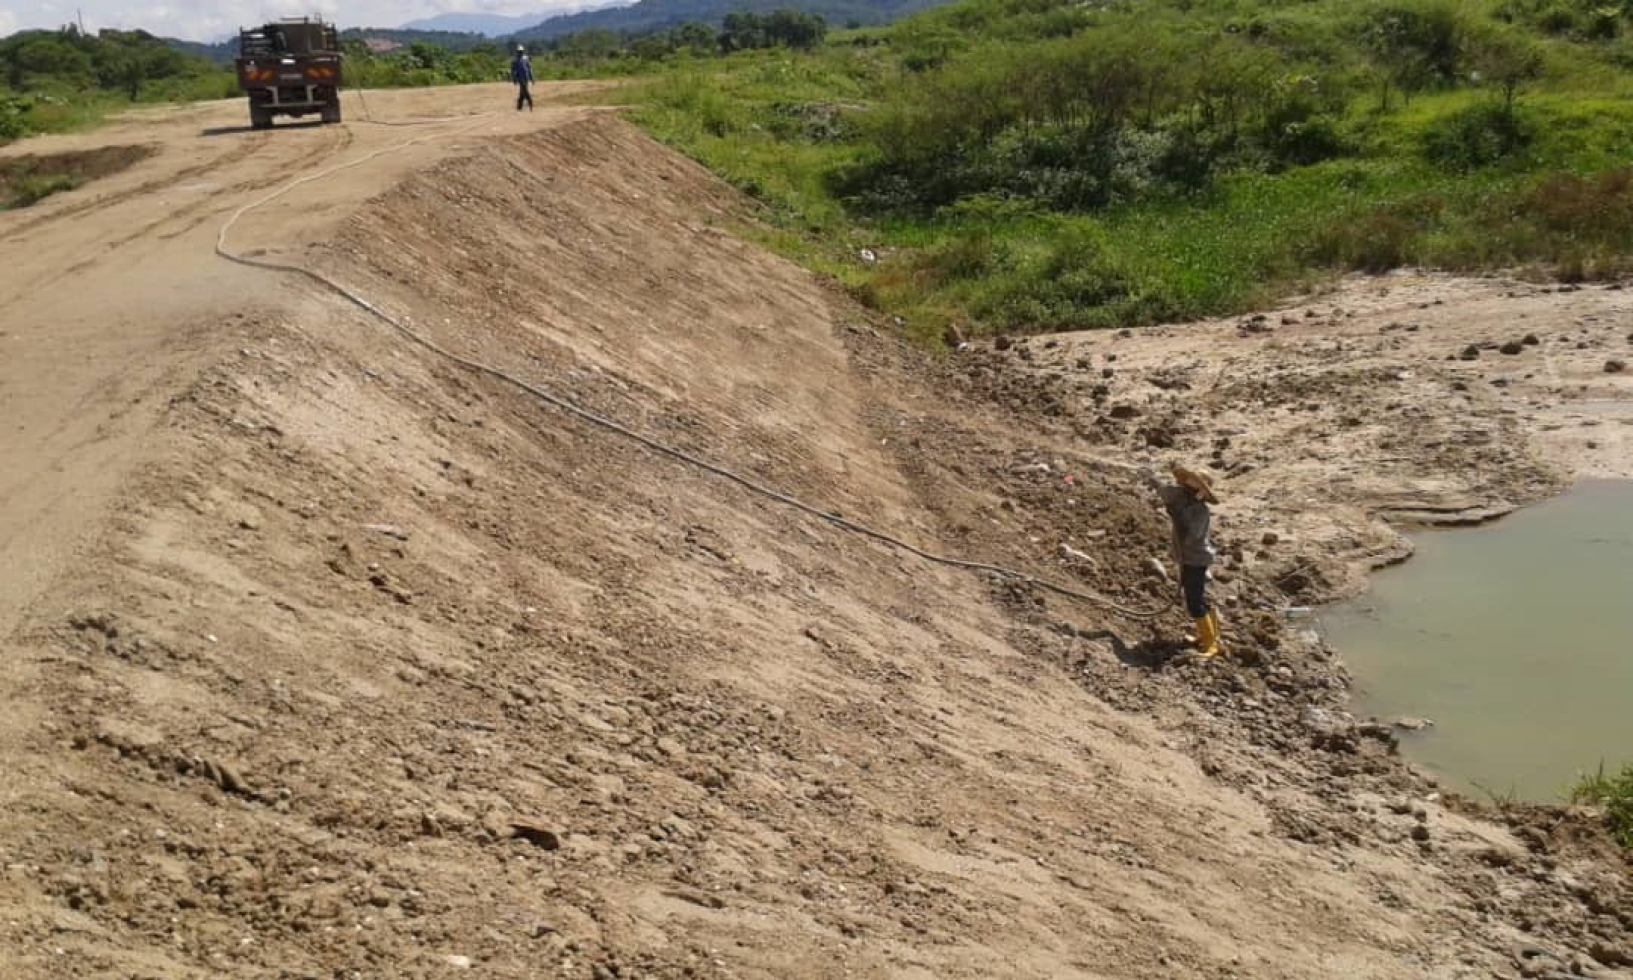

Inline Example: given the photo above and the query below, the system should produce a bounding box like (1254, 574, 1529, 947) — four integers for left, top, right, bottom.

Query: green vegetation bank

(625, 0, 1633, 341)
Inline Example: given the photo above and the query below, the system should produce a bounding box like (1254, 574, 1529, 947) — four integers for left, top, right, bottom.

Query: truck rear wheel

(320, 98, 341, 125)
(250, 106, 274, 130)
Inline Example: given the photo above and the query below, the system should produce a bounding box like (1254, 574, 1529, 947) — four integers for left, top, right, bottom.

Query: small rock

(1261, 531, 1279, 546)
(656, 737, 686, 757)
(445, 954, 473, 969)
(1501, 341, 1524, 355)
(1522, 333, 1540, 346)
(1391, 716, 1435, 731)
(1459, 345, 1481, 361)
(994, 335, 1013, 351)
(1590, 941, 1633, 968)
(1410, 823, 1430, 842)
(510, 822, 562, 850)
(1143, 557, 1169, 581)
(1059, 543, 1096, 566)
(1606, 359, 1627, 374)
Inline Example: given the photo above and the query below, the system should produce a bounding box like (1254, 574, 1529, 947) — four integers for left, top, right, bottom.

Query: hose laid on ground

(213, 122, 1174, 622)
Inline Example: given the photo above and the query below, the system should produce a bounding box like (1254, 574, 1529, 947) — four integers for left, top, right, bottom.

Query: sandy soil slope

(0, 84, 1627, 979)
(961, 273, 1633, 600)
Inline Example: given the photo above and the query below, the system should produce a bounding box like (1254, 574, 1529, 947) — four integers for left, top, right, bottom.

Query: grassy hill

(624, 0, 1633, 341)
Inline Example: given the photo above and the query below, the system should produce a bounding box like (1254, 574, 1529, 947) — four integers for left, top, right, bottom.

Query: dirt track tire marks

(0, 131, 274, 243)
(11, 125, 362, 299)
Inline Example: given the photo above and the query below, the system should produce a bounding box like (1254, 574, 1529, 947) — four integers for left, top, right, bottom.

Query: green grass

(3, 172, 78, 208)
(1571, 762, 1633, 849)
(612, 0, 1633, 342)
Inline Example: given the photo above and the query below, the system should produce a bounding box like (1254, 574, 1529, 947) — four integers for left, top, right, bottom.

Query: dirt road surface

(1, 83, 1628, 978)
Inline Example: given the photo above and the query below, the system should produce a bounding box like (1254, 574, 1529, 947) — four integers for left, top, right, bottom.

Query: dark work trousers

(1180, 564, 1210, 618)
(516, 82, 533, 111)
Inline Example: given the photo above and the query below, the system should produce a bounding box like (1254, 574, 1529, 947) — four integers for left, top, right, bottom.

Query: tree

(1363, 3, 1466, 108)
(1469, 29, 1543, 113)
(7, 35, 95, 87)
(766, 10, 827, 50)
(673, 22, 716, 53)
(630, 34, 673, 60)
(558, 29, 620, 60)
(720, 13, 767, 52)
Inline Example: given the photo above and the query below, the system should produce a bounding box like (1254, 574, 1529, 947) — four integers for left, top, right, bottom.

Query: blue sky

(1, 1, 587, 42)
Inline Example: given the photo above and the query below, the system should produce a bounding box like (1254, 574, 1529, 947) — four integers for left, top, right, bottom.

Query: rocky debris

(194, 757, 254, 797)
(509, 821, 562, 850)
(1501, 341, 1525, 355)
(1058, 543, 1096, 567)
(1388, 716, 1435, 731)
(1238, 314, 1274, 336)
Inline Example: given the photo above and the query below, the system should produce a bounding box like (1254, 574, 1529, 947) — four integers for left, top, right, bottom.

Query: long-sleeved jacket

(510, 55, 533, 84)
(1140, 468, 1215, 567)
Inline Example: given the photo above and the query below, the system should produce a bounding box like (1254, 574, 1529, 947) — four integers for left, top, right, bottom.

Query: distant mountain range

(401, 6, 623, 37)
(163, 27, 498, 64)
(164, 0, 948, 62)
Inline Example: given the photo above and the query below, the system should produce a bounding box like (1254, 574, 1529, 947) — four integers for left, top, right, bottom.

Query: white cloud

(4, 1, 593, 42)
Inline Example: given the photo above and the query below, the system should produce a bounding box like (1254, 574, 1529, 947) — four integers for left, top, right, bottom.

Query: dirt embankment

(0, 94, 1628, 979)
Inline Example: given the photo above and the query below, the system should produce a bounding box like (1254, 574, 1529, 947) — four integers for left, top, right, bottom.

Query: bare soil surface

(0, 83, 1629, 979)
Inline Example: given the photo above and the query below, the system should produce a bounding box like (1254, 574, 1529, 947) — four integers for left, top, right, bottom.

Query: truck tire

(321, 99, 341, 125)
(250, 106, 274, 130)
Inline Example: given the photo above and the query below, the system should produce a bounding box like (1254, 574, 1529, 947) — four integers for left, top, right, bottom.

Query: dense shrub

(1422, 103, 1534, 169)
(0, 92, 32, 141)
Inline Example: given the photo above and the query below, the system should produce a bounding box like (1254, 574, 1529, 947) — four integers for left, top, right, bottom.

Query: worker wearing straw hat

(1141, 462, 1222, 658)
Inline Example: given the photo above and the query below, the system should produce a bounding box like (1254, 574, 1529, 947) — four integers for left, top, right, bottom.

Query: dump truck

(235, 17, 343, 129)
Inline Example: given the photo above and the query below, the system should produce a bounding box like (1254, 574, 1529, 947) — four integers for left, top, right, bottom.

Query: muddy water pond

(1321, 479, 1633, 801)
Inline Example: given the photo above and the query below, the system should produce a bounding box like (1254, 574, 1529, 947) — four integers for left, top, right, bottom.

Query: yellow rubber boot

(1194, 612, 1221, 659)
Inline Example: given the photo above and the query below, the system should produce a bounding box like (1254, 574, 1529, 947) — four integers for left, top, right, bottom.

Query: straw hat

(1170, 463, 1218, 503)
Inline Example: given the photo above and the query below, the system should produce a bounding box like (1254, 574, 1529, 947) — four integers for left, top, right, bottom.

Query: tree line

(540, 10, 829, 62)
(1, 25, 219, 101)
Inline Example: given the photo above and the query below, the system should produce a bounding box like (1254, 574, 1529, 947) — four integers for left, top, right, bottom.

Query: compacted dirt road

(0, 84, 1628, 978)
(0, 82, 607, 638)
